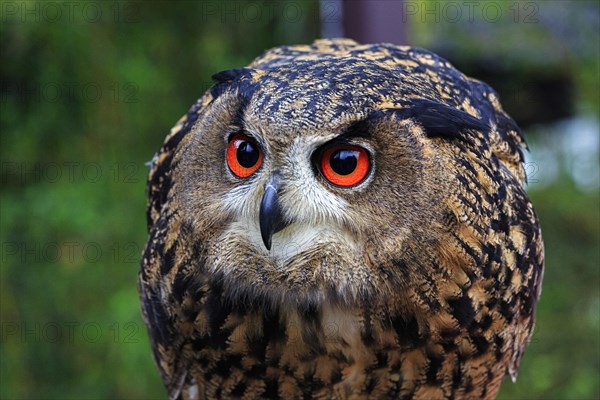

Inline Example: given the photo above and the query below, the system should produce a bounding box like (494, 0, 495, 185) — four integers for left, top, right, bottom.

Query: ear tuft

(211, 68, 254, 83)
(387, 99, 490, 141)
(209, 68, 255, 100)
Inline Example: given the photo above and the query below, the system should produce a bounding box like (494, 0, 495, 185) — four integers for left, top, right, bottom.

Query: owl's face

(139, 40, 543, 398)
(172, 61, 450, 306)
(142, 41, 544, 399)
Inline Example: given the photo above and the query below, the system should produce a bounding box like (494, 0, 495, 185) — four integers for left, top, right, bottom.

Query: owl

(139, 39, 544, 400)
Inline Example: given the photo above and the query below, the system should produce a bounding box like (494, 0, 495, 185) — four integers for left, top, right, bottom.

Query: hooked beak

(259, 173, 289, 250)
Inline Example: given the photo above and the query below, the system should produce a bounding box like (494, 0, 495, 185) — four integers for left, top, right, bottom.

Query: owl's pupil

(237, 141, 259, 168)
(330, 149, 358, 175)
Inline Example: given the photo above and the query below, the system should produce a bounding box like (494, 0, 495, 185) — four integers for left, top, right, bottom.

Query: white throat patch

(228, 220, 340, 266)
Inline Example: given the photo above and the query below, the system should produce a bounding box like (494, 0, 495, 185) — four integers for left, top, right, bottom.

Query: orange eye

(320, 145, 370, 187)
(226, 134, 263, 178)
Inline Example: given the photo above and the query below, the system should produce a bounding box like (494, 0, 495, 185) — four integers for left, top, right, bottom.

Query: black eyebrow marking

(336, 98, 490, 144)
(211, 68, 253, 84)
(230, 95, 250, 129)
(384, 98, 491, 140)
(337, 118, 375, 141)
(209, 68, 255, 100)
(208, 69, 256, 131)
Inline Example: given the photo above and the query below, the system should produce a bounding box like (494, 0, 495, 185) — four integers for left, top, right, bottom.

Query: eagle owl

(139, 39, 544, 399)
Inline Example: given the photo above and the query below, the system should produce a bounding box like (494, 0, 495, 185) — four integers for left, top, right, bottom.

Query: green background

(1, 1, 598, 399)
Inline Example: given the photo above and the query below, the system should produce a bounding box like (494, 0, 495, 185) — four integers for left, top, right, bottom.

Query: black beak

(259, 173, 288, 250)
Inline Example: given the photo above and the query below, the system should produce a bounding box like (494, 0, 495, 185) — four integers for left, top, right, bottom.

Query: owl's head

(156, 39, 526, 309)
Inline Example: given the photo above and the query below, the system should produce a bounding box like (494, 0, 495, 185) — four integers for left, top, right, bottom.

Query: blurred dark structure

(334, 0, 577, 129)
(342, 0, 407, 45)
(440, 57, 575, 129)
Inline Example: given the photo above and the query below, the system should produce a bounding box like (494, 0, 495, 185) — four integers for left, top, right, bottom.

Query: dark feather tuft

(388, 99, 490, 140)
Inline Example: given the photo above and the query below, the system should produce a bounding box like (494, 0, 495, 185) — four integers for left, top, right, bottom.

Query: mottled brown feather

(140, 39, 544, 399)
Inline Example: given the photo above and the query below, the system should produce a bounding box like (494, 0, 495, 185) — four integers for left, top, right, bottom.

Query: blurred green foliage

(1, 1, 598, 399)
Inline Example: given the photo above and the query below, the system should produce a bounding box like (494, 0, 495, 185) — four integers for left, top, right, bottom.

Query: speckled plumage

(139, 39, 544, 399)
